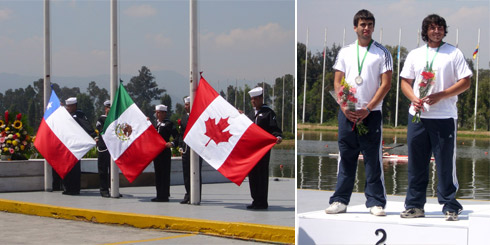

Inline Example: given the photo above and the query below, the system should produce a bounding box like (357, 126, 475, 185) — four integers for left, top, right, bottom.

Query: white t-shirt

(400, 43, 472, 119)
(333, 40, 393, 111)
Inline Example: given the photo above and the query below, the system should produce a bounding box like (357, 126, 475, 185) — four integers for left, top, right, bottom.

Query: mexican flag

(184, 76, 277, 185)
(101, 83, 166, 183)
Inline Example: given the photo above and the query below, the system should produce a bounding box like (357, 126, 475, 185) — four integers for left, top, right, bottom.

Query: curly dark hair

(421, 14, 448, 42)
(353, 9, 375, 27)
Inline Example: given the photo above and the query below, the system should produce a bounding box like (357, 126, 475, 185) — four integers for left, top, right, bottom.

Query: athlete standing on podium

(399, 14, 472, 221)
(325, 9, 392, 216)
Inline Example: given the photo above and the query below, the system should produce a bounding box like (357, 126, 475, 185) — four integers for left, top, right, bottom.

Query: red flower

(421, 71, 434, 80)
(16, 113, 22, 120)
(348, 96, 357, 103)
(178, 119, 181, 126)
(419, 82, 427, 87)
(4, 110, 8, 125)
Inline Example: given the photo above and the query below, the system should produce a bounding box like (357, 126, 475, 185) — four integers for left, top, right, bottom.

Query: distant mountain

(0, 70, 189, 109)
(0, 73, 40, 91)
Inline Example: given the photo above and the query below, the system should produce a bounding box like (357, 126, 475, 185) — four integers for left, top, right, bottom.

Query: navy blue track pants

(405, 115, 463, 213)
(329, 110, 386, 208)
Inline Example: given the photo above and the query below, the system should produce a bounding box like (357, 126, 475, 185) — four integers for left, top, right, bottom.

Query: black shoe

(180, 199, 190, 204)
(246, 204, 268, 210)
(246, 204, 256, 209)
(100, 190, 110, 198)
(151, 198, 169, 202)
(62, 191, 80, 195)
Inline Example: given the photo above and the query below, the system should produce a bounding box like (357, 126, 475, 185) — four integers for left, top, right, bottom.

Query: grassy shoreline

(273, 139, 294, 149)
(298, 123, 490, 138)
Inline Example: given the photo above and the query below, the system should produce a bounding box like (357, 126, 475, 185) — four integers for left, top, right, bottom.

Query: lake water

(270, 148, 295, 178)
(298, 131, 490, 200)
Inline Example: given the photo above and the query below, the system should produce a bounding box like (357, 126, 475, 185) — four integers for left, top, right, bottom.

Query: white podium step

(298, 201, 490, 245)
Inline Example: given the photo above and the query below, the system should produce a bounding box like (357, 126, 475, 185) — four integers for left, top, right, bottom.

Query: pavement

(0, 178, 295, 244)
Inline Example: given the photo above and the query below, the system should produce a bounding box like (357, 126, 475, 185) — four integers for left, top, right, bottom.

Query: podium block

(298, 201, 490, 245)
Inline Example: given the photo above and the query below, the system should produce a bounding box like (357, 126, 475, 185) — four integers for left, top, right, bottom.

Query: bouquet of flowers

(0, 110, 34, 160)
(412, 68, 436, 123)
(335, 77, 368, 135)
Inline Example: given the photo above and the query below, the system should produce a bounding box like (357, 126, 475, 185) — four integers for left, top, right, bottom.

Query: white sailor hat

(103, 100, 111, 107)
(65, 97, 77, 105)
(248, 87, 263, 97)
(184, 96, 190, 104)
(155, 104, 167, 112)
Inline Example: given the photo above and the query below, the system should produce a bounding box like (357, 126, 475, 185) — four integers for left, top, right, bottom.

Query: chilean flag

(34, 90, 96, 179)
(184, 76, 277, 185)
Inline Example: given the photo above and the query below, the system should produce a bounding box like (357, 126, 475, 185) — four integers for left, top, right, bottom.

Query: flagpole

(379, 28, 383, 44)
(473, 28, 480, 131)
(272, 79, 275, 110)
(455, 28, 459, 48)
(417, 29, 420, 47)
(189, 0, 200, 205)
(302, 28, 308, 123)
(109, 0, 120, 198)
(320, 27, 326, 124)
(235, 79, 238, 107)
(395, 28, 401, 127)
(292, 76, 294, 133)
(282, 76, 285, 130)
(262, 80, 265, 104)
(271, 78, 275, 110)
(226, 79, 229, 101)
(243, 81, 245, 112)
(342, 27, 345, 47)
(43, 0, 53, 192)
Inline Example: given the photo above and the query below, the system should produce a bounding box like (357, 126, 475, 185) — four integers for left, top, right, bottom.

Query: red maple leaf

(204, 117, 233, 147)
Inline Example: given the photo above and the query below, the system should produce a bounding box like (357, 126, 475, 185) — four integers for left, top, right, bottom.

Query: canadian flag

(184, 77, 277, 185)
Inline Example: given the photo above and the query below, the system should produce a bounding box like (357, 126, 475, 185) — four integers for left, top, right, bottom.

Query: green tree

(58, 86, 81, 103)
(160, 93, 173, 118)
(476, 69, 490, 130)
(273, 74, 295, 134)
(87, 81, 109, 119)
(236, 84, 252, 114)
(126, 66, 165, 117)
(77, 93, 95, 125)
(219, 90, 226, 99)
(225, 85, 236, 106)
(297, 42, 340, 123)
(383, 45, 410, 126)
(171, 103, 185, 124)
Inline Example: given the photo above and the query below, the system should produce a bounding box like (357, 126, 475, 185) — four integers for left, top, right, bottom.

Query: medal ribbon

(357, 40, 374, 77)
(426, 42, 443, 71)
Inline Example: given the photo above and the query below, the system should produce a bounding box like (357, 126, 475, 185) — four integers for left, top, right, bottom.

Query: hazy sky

(0, 0, 295, 89)
(298, 0, 489, 69)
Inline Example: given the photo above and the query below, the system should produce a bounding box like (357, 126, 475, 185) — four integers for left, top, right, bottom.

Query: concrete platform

(0, 179, 295, 244)
(298, 189, 490, 245)
(0, 158, 229, 192)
